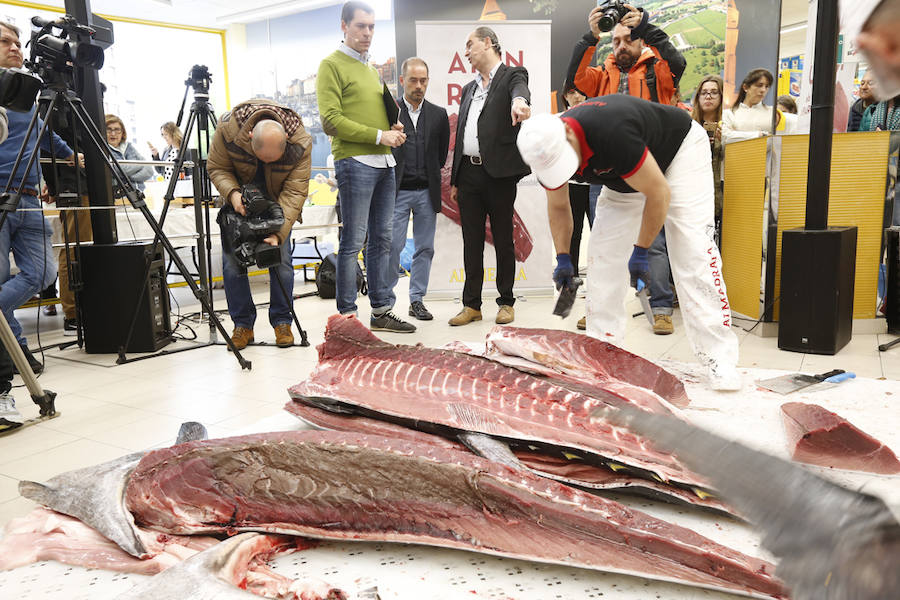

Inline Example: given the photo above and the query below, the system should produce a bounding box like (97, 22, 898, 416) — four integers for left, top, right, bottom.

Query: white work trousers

(586, 120, 739, 372)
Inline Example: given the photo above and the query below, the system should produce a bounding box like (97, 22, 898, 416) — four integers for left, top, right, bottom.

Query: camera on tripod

(29, 16, 105, 80)
(185, 65, 211, 95)
(596, 0, 631, 33)
(217, 184, 285, 269)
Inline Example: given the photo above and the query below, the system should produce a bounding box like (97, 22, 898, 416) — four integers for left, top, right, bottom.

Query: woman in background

(722, 68, 778, 143)
(105, 114, 154, 193)
(148, 121, 185, 182)
(691, 75, 725, 244)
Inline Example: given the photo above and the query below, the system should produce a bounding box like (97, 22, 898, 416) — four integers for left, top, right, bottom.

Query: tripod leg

(272, 263, 309, 347)
(62, 93, 251, 368)
(0, 307, 55, 415)
(878, 337, 900, 352)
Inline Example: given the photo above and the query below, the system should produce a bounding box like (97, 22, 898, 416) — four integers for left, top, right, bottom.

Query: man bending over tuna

(517, 95, 741, 391)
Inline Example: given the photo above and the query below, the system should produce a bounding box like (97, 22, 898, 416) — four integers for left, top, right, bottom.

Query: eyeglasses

(106, 127, 123, 133)
(700, 90, 721, 98)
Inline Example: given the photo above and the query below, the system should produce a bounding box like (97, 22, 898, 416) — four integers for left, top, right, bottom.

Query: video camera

(0, 67, 42, 112)
(185, 64, 211, 95)
(217, 184, 285, 269)
(596, 0, 631, 33)
(28, 16, 107, 81)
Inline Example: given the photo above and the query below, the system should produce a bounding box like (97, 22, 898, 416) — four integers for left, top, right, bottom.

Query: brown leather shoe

(495, 305, 514, 324)
(653, 314, 674, 335)
(577, 316, 586, 330)
(230, 326, 254, 350)
(449, 306, 482, 326)
(274, 323, 294, 347)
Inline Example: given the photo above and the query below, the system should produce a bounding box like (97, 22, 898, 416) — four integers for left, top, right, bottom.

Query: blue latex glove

(628, 245, 650, 290)
(553, 253, 575, 291)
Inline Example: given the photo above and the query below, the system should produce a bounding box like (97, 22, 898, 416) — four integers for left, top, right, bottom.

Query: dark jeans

(333, 158, 396, 315)
(221, 236, 294, 330)
(648, 227, 674, 314)
(568, 183, 590, 272)
(457, 161, 518, 309)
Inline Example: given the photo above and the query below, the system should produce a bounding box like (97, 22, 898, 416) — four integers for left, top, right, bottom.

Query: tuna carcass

(123, 430, 785, 599)
(287, 315, 722, 511)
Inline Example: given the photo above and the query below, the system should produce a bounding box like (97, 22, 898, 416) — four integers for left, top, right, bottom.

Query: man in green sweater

(317, 0, 415, 333)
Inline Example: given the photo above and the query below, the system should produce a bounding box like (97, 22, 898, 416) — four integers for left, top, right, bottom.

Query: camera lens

(598, 14, 616, 32)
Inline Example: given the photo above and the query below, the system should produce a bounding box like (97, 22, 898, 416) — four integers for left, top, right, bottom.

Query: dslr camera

(217, 184, 285, 269)
(596, 0, 631, 33)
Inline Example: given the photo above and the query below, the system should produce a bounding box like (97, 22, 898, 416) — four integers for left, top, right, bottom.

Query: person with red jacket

(566, 4, 686, 105)
(566, 4, 686, 336)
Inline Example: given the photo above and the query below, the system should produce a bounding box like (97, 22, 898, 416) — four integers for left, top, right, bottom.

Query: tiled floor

(1, 273, 898, 530)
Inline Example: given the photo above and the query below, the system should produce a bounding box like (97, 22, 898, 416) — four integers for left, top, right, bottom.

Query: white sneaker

(0, 393, 24, 431)
(709, 365, 742, 391)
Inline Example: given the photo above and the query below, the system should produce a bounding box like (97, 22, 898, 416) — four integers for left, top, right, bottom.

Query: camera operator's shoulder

(219, 110, 234, 124)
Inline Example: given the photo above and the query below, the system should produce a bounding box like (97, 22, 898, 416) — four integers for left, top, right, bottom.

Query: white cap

(516, 113, 578, 189)
(842, 0, 880, 40)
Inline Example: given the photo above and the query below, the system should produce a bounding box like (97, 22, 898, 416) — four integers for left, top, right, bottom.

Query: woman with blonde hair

(148, 121, 185, 182)
(105, 114, 154, 192)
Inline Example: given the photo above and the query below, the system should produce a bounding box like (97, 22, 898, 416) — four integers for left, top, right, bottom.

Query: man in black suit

(386, 57, 450, 321)
(448, 26, 531, 326)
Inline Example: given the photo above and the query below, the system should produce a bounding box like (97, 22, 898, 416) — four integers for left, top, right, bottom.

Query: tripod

(11, 81, 252, 368)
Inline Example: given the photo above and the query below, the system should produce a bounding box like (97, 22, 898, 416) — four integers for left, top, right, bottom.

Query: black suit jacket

(450, 63, 531, 185)
(392, 97, 450, 213)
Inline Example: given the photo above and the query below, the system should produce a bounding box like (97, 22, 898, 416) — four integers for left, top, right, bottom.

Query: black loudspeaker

(887, 228, 900, 334)
(778, 227, 857, 355)
(78, 243, 173, 354)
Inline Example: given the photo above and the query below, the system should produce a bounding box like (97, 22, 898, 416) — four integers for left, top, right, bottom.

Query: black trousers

(568, 183, 590, 273)
(457, 161, 518, 310)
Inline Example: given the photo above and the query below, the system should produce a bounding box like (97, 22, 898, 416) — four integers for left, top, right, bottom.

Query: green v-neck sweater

(316, 50, 392, 160)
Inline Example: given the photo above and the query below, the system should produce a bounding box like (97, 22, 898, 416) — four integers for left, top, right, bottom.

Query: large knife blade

(636, 286, 654, 325)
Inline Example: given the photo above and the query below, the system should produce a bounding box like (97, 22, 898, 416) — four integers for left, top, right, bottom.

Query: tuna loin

(288, 315, 708, 492)
(124, 430, 784, 598)
(486, 325, 691, 408)
(286, 400, 735, 515)
(781, 402, 900, 474)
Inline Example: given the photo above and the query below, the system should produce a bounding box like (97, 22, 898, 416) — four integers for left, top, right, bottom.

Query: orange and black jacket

(566, 10, 686, 105)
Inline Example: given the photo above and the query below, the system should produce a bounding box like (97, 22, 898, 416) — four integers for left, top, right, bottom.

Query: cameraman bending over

(208, 99, 312, 350)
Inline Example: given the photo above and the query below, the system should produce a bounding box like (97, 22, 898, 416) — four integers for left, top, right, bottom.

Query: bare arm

(621, 151, 669, 248)
(546, 183, 573, 254)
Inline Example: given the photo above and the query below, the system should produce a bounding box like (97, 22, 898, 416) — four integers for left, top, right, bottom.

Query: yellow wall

(722, 137, 768, 319)
(775, 132, 888, 320)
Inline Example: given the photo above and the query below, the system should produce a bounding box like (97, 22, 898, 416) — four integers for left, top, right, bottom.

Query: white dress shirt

(403, 96, 422, 130)
(722, 102, 777, 144)
(338, 43, 396, 168)
(461, 62, 502, 158)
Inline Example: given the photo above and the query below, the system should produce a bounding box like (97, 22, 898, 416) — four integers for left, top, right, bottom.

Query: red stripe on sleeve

(622, 146, 649, 179)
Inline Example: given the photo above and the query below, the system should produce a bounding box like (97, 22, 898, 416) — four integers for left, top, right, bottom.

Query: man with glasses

(0, 21, 80, 375)
(564, 3, 686, 336)
(848, 72, 877, 132)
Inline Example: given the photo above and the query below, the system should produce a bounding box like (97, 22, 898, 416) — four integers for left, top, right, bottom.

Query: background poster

(242, 4, 397, 204)
(723, 0, 782, 108)
(416, 20, 553, 297)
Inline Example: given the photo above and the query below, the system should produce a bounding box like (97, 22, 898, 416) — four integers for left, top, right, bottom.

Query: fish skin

(113, 533, 270, 599)
(19, 452, 148, 557)
(17, 422, 210, 558)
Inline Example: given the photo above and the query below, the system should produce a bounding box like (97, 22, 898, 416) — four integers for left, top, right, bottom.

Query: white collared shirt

(461, 62, 502, 158)
(403, 96, 422, 130)
(338, 42, 396, 168)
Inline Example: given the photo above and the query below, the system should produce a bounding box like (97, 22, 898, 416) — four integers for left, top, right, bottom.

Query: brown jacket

(207, 98, 312, 244)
